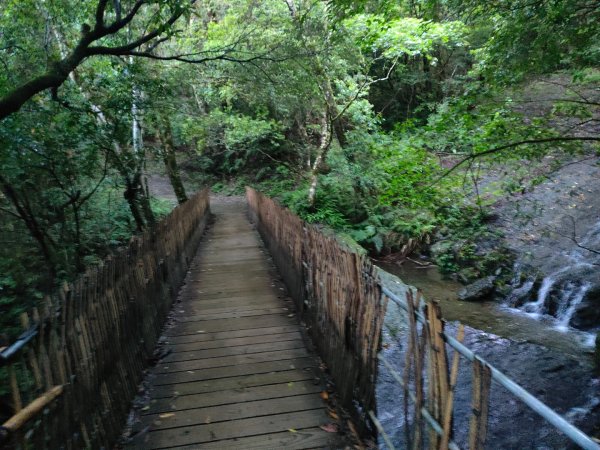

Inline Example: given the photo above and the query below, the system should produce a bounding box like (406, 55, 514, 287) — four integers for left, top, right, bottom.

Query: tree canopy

(1, 0, 599, 333)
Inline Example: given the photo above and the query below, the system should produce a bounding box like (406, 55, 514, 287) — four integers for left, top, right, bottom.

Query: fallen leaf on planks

(159, 413, 175, 419)
(320, 423, 339, 433)
(320, 391, 329, 401)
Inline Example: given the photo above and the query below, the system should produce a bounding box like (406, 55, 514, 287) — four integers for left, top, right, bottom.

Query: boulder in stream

(458, 276, 496, 301)
(570, 284, 600, 330)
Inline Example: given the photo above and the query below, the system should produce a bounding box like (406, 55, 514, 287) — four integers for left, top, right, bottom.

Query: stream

(376, 260, 595, 361)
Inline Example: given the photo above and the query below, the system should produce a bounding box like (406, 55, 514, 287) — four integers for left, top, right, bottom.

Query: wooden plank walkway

(126, 198, 343, 449)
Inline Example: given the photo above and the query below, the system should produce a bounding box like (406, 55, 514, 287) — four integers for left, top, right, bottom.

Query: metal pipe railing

(380, 285, 600, 450)
(0, 325, 38, 367)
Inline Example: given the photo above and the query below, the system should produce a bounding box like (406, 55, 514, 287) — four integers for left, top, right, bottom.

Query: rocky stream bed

(375, 267, 600, 449)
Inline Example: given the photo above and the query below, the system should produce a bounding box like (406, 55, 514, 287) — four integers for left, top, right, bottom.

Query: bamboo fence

(246, 188, 497, 446)
(0, 188, 210, 450)
(246, 187, 387, 433)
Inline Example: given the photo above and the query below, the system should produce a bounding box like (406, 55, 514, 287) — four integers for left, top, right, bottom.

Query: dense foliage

(1, 0, 599, 335)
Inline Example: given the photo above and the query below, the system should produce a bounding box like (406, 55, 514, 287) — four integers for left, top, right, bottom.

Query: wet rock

(458, 276, 496, 301)
(571, 284, 600, 330)
(507, 279, 536, 307)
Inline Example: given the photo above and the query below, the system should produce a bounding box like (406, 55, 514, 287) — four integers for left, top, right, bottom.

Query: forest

(2, 1, 600, 448)
(0, 0, 599, 344)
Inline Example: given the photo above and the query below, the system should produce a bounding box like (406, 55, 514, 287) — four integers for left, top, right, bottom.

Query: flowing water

(375, 260, 595, 360)
(504, 219, 600, 344)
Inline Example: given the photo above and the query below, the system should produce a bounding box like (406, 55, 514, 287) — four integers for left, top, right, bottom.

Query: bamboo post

(1, 386, 64, 436)
(403, 291, 416, 448)
(20, 312, 43, 394)
(469, 358, 492, 450)
(440, 324, 465, 450)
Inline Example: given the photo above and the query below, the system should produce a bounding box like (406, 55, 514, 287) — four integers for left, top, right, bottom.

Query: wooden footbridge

(1, 188, 598, 450)
(125, 199, 343, 448)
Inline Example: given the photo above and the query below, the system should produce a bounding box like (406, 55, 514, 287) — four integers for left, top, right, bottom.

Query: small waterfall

(555, 282, 591, 331)
(509, 261, 596, 340)
(515, 271, 590, 326)
(522, 276, 555, 317)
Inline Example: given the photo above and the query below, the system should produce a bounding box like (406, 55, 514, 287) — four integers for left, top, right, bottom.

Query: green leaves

(346, 14, 467, 59)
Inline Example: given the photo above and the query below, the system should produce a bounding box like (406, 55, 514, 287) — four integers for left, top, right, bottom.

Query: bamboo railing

(0, 188, 210, 450)
(246, 187, 387, 433)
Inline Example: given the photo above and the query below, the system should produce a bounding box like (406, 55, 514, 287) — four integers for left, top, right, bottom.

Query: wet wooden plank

(178, 427, 338, 450)
(164, 325, 300, 345)
(149, 368, 317, 398)
(166, 331, 301, 352)
(129, 409, 330, 449)
(152, 356, 315, 386)
(177, 307, 290, 322)
(145, 380, 322, 414)
(156, 348, 310, 374)
(183, 302, 288, 316)
(166, 314, 295, 336)
(177, 296, 283, 312)
(139, 394, 324, 431)
(162, 339, 306, 362)
(184, 288, 282, 301)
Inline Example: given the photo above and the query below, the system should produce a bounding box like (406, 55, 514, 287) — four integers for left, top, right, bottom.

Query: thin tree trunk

(321, 78, 347, 147)
(0, 177, 57, 281)
(140, 176, 156, 226)
(130, 74, 156, 226)
(123, 178, 145, 231)
(307, 112, 332, 207)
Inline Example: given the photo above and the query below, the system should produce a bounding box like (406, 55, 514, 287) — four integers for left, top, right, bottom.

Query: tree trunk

(124, 179, 146, 232)
(307, 112, 332, 207)
(130, 78, 155, 226)
(140, 176, 156, 226)
(157, 116, 188, 204)
(321, 78, 347, 148)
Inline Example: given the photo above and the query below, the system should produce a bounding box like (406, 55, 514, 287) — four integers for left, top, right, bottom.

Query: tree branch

(437, 136, 600, 181)
(89, 1, 196, 56)
(95, 0, 110, 31)
(0, 0, 195, 121)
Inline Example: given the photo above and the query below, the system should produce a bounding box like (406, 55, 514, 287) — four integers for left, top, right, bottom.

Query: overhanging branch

(0, 0, 195, 121)
(436, 136, 600, 181)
